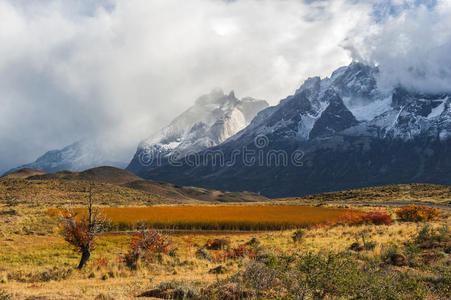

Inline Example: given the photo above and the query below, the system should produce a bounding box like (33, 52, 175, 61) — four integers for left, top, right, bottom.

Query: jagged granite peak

(329, 61, 380, 99)
(232, 62, 451, 144)
(229, 62, 377, 143)
(136, 62, 451, 197)
(309, 89, 359, 139)
(127, 89, 269, 174)
(3, 140, 127, 176)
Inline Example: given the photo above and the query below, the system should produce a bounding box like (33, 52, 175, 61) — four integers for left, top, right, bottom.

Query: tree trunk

(78, 250, 91, 269)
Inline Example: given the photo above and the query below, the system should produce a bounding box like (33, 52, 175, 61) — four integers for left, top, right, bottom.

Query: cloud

(346, 0, 451, 93)
(0, 0, 374, 172)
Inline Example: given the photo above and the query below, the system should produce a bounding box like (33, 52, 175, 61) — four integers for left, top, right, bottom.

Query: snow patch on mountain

(4, 140, 127, 175)
(224, 62, 451, 147)
(428, 98, 446, 119)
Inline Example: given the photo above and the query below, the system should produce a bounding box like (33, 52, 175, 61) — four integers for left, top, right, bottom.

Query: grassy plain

(2, 220, 448, 299)
(277, 183, 451, 206)
(0, 177, 450, 299)
(1, 197, 450, 299)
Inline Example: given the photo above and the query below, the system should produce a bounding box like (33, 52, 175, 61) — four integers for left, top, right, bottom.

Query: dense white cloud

(0, 0, 373, 171)
(347, 0, 451, 93)
(0, 0, 449, 172)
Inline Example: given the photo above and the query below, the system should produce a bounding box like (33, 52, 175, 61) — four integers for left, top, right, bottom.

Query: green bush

(415, 224, 449, 248)
(296, 252, 360, 298)
(157, 280, 200, 298)
(245, 237, 261, 247)
(382, 245, 407, 266)
(228, 250, 435, 299)
(195, 248, 212, 260)
(292, 229, 305, 243)
(242, 261, 278, 292)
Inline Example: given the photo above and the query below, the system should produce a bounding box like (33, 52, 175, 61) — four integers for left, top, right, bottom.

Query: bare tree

(60, 185, 106, 269)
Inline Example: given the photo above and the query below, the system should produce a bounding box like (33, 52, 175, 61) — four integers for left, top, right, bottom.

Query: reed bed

(49, 205, 349, 231)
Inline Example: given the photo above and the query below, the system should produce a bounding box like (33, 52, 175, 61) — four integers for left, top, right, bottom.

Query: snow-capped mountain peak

(135, 62, 451, 197)
(3, 140, 127, 175)
(127, 89, 268, 174)
(232, 62, 451, 145)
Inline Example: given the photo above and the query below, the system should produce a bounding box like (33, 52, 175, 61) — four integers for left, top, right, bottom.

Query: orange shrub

(338, 209, 392, 226)
(395, 205, 441, 222)
(211, 250, 230, 262)
(91, 257, 108, 268)
(211, 244, 257, 261)
(123, 230, 171, 269)
(229, 244, 257, 259)
(205, 238, 231, 250)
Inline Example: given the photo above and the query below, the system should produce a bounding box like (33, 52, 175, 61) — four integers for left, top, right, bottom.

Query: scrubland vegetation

(279, 183, 451, 206)
(49, 205, 349, 231)
(0, 180, 450, 299)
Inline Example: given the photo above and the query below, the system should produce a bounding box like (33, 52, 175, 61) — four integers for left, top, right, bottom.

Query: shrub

(158, 280, 183, 290)
(205, 238, 230, 250)
(209, 265, 227, 274)
(229, 245, 257, 259)
(396, 205, 441, 222)
(349, 242, 363, 252)
(246, 237, 261, 247)
(211, 250, 230, 262)
(355, 263, 427, 299)
(339, 210, 392, 226)
(155, 281, 201, 299)
(296, 252, 361, 298)
(414, 224, 450, 249)
(212, 244, 257, 261)
(382, 245, 407, 266)
(230, 251, 430, 299)
(202, 282, 255, 300)
(195, 248, 212, 260)
(362, 211, 392, 225)
(123, 230, 171, 269)
(242, 260, 278, 292)
(292, 229, 305, 243)
(92, 257, 108, 268)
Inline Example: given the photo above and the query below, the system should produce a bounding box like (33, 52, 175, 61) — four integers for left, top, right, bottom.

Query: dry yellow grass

(1, 218, 448, 299)
(1, 178, 450, 299)
(276, 183, 451, 206)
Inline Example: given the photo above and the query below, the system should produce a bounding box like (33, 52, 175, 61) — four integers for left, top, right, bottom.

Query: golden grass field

(1, 218, 449, 299)
(49, 205, 349, 231)
(0, 174, 450, 299)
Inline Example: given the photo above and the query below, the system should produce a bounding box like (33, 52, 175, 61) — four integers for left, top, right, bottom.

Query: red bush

(229, 245, 257, 259)
(338, 209, 391, 226)
(92, 257, 108, 268)
(205, 238, 231, 250)
(123, 230, 171, 269)
(211, 244, 257, 261)
(396, 205, 441, 222)
(361, 211, 392, 225)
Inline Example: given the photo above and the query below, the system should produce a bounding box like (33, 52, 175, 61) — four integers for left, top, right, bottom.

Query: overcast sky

(0, 0, 449, 173)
